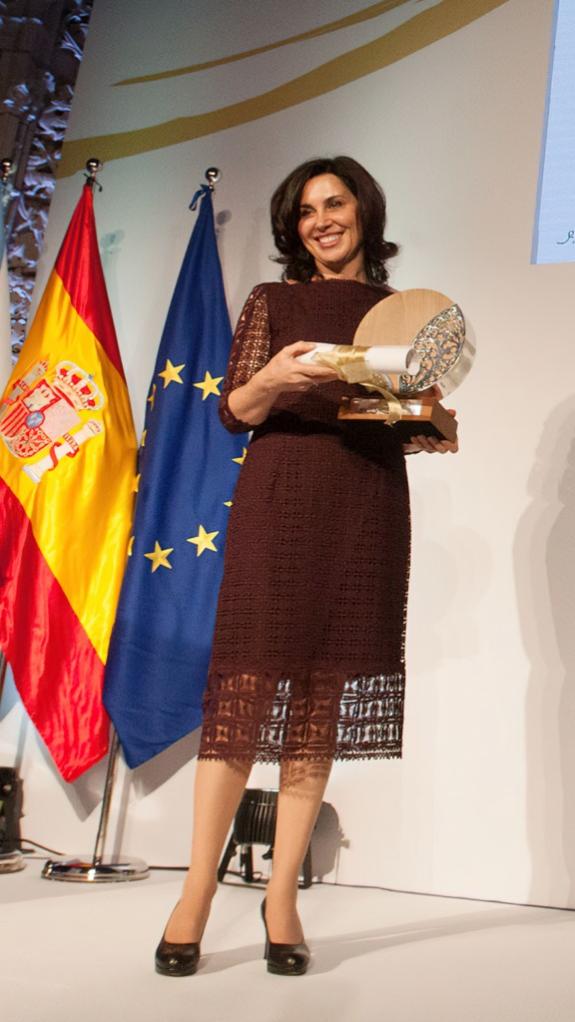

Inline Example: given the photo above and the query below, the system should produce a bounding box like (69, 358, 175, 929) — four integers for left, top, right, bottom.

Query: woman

(155, 156, 457, 978)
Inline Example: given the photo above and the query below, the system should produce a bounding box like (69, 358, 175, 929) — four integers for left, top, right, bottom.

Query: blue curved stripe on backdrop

(104, 186, 248, 767)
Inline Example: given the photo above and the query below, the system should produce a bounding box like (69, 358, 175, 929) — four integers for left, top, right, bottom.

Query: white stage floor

(2, 862, 574, 1022)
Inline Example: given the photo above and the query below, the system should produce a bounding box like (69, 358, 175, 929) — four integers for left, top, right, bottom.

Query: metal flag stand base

(42, 729, 149, 883)
(0, 850, 25, 874)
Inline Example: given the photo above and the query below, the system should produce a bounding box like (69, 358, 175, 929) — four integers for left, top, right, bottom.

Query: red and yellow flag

(0, 184, 137, 781)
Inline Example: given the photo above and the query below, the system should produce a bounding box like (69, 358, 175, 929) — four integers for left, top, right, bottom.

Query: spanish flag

(0, 184, 137, 781)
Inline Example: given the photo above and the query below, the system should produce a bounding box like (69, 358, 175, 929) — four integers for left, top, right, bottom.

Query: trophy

(298, 289, 475, 443)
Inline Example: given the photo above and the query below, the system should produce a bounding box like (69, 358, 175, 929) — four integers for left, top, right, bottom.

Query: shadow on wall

(99, 230, 125, 341)
(131, 728, 201, 797)
(4, 703, 202, 827)
(0, 665, 19, 721)
(232, 204, 270, 308)
(514, 397, 575, 907)
(108, 730, 202, 861)
(0, 669, 110, 824)
(408, 476, 492, 674)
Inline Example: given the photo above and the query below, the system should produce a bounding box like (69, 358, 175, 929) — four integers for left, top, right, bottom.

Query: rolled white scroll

(297, 342, 420, 378)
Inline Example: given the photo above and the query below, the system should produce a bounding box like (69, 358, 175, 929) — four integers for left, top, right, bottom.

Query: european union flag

(104, 186, 248, 767)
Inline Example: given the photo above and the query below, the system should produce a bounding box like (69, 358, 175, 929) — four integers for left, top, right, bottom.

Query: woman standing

(156, 156, 457, 977)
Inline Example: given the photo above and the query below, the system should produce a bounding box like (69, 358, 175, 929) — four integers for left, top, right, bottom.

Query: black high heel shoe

(154, 932, 201, 977)
(155, 904, 201, 977)
(261, 898, 310, 976)
(155, 935, 200, 977)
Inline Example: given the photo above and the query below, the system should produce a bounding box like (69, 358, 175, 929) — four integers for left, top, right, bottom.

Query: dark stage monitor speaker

(0, 767, 23, 854)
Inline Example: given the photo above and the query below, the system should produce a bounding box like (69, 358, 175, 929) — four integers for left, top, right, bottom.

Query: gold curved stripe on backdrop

(114, 0, 412, 85)
(59, 0, 510, 179)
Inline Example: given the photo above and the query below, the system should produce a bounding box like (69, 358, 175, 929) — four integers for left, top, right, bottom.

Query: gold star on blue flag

(158, 359, 185, 388)
(187, 525, 219, 557)
(193, 371, 223, 400)
(144, 541, 174, 572)
(104, 186, 249, 768)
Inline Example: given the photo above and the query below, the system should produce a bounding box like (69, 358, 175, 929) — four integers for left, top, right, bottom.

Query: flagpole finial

(84, 158, 103, 192)
(190, 168, 221, 210)
(205, 167, 221, 191)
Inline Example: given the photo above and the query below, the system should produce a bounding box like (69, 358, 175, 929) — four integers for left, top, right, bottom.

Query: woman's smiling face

(297, 173, 365, 279)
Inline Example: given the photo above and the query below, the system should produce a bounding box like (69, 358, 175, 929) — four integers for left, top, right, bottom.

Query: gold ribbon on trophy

(298, 290, 475, 442)
(311, 346, 405, 425)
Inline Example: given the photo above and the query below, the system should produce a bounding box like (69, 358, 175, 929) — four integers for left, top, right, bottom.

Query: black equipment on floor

(218, 788, 312, 889)
(0, 767, 23, 854)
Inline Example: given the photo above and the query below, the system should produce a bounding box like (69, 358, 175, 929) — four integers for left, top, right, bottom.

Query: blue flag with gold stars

(104, 186, 248, 767)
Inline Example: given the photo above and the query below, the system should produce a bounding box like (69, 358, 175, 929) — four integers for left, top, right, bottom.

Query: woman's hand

(403, 409, 459, 454)
(259, 342, 340, 394)
(227, 342, 339, 427)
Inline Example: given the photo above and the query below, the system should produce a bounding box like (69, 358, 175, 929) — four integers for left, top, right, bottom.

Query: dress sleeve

(219, 284, 271, 433)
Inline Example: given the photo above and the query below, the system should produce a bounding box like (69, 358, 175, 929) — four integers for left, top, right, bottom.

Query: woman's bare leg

(264, 759, 333, 943)
(164, 757, 252, 943)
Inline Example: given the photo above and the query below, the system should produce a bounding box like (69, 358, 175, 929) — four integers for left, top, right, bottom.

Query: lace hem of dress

(198, 668, 405, 763)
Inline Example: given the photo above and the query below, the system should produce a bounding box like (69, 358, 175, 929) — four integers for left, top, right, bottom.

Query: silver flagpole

(42, 726, 149, 882)
(41, 158, 147, 883)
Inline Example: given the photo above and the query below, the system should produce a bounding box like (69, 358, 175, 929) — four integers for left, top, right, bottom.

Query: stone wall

(0, 0, 94, 357)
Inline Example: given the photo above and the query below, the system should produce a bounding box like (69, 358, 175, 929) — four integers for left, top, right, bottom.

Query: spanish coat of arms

(0, 360, 105, 483)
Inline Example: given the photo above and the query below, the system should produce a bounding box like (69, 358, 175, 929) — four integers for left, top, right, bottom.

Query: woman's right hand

(259, 342, 340, 395)
(227, 342, 340, 427)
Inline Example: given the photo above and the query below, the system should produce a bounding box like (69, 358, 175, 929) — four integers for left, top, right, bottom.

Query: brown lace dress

(198, 279, 411, 763)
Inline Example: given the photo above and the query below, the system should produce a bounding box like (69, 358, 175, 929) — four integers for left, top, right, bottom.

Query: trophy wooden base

(338, 395, 458, 443)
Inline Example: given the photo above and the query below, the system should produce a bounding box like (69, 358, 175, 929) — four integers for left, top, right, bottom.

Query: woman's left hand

(403, 409, 459, 455)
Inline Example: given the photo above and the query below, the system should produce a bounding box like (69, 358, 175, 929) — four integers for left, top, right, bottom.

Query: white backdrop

(3, 0, 575, 908)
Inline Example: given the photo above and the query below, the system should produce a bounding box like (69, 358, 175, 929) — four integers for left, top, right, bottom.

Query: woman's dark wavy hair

(270, 155, 399, 285)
